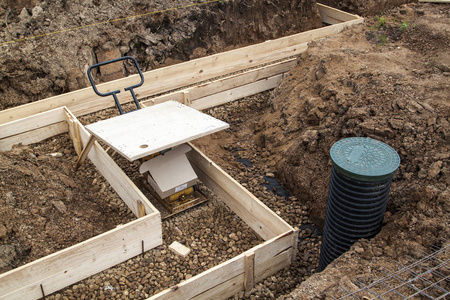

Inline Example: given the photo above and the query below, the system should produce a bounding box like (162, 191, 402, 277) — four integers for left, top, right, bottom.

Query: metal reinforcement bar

(329, 242, 450, 299)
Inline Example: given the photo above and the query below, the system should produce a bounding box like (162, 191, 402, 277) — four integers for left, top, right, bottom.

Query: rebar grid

(328, 243, 449, 299)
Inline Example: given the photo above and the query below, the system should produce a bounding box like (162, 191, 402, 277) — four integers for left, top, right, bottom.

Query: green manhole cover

(330, 137, 400, 181)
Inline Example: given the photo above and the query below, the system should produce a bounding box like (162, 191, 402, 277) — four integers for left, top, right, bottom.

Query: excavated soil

(0, 136, 136, 273)
(0, 0, 321, 110)
(0, 0, 449, 299)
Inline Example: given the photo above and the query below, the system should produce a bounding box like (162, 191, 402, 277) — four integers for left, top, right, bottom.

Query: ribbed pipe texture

(318, 167, 393, 271)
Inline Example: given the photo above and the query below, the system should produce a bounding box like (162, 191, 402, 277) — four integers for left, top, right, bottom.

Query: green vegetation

(376, 16, 386, 27)
(400, 20, 410, 31)
(378, 34, 388, 46)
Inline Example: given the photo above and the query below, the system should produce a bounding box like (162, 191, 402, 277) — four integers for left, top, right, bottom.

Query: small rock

(5, 192, 16, 207)
(265, 172, 275, 178)
(0, 245, 16, 271)
(19, 8, 31, 23)
(31, 6, 45, 22)
(229, 233, 239, 241)
(52, 200, 67, 214)
(354, 246, 364, 254)
(428, 161, 442, 179)
(48, 152, 63, 158)
(418, 168, 427, 179)
(0, 224, 7, 240)
(373, 247, 383, 256)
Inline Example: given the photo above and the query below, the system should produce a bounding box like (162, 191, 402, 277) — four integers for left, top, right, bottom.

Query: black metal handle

(87, 56, 144, 114)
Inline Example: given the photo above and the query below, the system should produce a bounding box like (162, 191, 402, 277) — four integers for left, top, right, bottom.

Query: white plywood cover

(85, 101, 229, 161)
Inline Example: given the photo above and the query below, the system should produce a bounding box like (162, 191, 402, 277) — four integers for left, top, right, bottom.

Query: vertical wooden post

(183, 91, 191, 106)
(244, 251, 255, 297)
(65, 112, 82, 155)
(292, 228, 299, 263)
(137, 200, 146, 218)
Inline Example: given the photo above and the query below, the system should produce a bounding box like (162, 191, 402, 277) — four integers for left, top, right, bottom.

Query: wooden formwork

(0, 5, 363, 299)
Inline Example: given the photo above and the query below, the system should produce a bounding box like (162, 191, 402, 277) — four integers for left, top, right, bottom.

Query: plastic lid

(330, 137, 400, 182)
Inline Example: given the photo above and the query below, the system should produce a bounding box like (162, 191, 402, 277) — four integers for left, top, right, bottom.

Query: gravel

(41, 93, 322, 299)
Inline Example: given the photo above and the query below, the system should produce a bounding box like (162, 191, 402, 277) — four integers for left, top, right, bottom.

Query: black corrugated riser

(318, 167, 393, 271)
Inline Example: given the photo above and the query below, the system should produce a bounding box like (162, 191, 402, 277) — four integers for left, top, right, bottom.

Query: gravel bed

(49, 194, 262, 299)
(39, 92, 323, 299)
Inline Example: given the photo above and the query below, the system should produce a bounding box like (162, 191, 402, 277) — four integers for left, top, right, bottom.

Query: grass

(377, 16, 386, 27)
(378, 35, 388, 46)
(400, 20, 410, 32)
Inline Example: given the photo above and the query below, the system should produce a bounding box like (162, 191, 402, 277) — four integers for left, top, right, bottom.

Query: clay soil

(0, 0, 449, 299)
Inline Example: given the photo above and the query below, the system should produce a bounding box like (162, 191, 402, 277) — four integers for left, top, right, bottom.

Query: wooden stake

(244, 252, 255, 297)
(137, 200, 146, 218)
(183, 91, 191, 106)
(75, 135, 96, 171)
(292, 228, 299, 263)
(40, 284, 46, 299)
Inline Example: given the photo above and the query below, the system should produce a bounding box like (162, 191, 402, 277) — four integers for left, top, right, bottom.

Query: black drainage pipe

(318, 137, 400, 271)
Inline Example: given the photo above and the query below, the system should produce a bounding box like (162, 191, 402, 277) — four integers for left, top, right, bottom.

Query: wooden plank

(149, 254, 245, 300)
(190, 274, 244, 300)
(292, 228, 299, 263)
(0, 107, 66, 139)
(244, 252, 255, 296)
(191, 74, 284, 111)
(187, 144, 292, 240)
(192, 254, 292, 300)
(154, 231, 294, 300)
(419, 0, 450, 2)
(65, 108, 159, 216)
(65, 116, 82, 155)
(85, 102, 229, 161)
(0, 8, 362, 124)
(318, 3, 363, 24)
(75, 135, 96, 170)
(0, 212, 162, 300)
(189, 60, 296, 100)
(254, 230, 294, 264)
(137, 200, 146, 218)
(141, 59, 296, 108)
(0, 121, 68, 151)
(255, 248, 292, 283)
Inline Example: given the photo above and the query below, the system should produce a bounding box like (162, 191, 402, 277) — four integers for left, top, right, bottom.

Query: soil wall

(258, 3, 449, 230)
(0, 0, 321, 110)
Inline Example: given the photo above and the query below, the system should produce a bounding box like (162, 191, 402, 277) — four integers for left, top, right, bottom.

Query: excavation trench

(0, 0, 449, 299)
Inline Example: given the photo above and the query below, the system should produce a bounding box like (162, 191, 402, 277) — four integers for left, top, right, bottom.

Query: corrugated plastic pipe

(318, 137, 400, 271)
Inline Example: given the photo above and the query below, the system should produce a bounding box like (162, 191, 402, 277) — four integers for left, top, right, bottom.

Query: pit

(1, 0, 449, 299)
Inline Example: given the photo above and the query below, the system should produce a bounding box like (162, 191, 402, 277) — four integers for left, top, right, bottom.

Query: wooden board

(0, 212, 162, 300)
(419, 0, 450, 2)
(318, 4, 363, 24)
(151, 231, 294, 300)
(191, 74, 284, 111)
(66, 108, 158, 215)
(0, 121, 68, 151)
(0, 107, 66, 139)
(0, 4, 363, 125)
(85, 101, 229, 161)
(141, 59, 297, 108)
(187, 144, 292, 240)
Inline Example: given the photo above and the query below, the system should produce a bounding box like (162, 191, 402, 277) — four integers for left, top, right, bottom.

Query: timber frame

(0, 5, 363, 300)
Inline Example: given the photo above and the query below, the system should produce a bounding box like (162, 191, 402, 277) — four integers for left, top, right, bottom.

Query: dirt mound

(259, 3, 449, 230)
(0, 0, 321, 110)
(0, 136, 134, 273)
